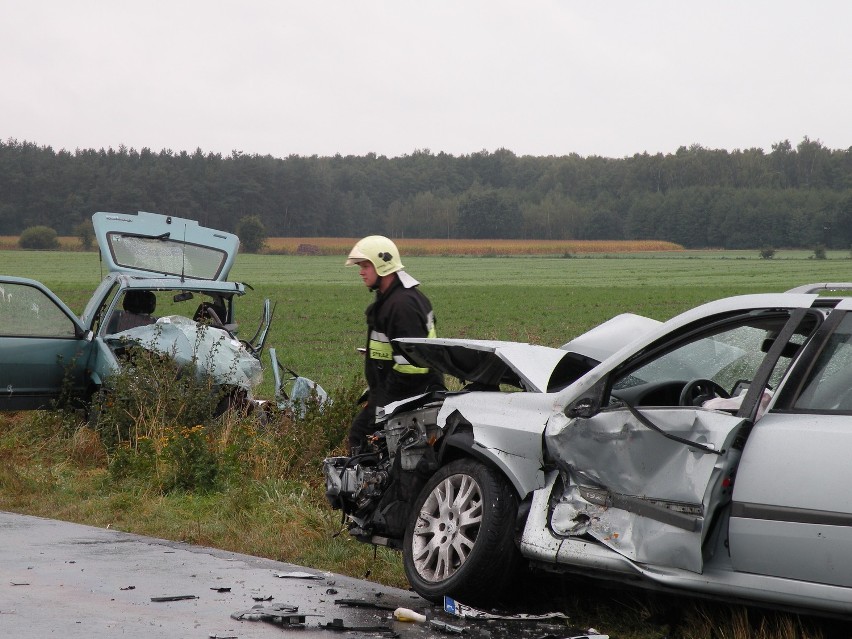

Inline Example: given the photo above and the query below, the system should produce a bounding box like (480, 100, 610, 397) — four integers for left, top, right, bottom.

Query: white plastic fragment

(393, 607, 426, 623)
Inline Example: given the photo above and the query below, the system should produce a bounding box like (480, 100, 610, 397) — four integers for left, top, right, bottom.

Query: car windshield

(612, 313, 809, 401)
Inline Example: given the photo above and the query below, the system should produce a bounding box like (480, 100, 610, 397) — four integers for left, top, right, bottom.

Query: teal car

(0, 211, 272, 411)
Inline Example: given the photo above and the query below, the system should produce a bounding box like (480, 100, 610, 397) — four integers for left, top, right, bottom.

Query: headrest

(123, 290, 156, 314)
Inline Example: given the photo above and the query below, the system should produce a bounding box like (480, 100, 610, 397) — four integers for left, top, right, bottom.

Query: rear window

(106, 233, 227, 280)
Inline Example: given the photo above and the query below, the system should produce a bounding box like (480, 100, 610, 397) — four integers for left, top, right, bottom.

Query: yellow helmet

(345, 235, 404, 276)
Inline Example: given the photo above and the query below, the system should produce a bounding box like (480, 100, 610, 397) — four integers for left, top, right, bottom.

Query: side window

(610, 313, 804, 408)
(0, 282, 78, 337)
(794, 314, 852, 412)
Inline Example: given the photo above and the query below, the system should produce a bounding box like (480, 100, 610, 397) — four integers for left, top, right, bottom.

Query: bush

(74, 220, 94, 250)
(237, 215, 266, 253)
(759, 247, 776, 259)
(92, 343, 222, 450)
(94, 340, 359, 493)
(19, 225, 60, 250)
(813, 245, 827, 260)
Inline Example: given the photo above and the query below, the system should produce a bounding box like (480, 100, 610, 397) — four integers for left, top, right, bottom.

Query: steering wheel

(679, 378, 730, 407)
(202, 305, 226, 329)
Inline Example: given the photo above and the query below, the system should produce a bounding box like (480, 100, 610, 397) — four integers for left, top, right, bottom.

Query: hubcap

(411, 473, 483, 582)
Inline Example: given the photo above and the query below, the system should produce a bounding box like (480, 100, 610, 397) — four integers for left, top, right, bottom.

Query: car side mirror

(566, 396, 598, 419)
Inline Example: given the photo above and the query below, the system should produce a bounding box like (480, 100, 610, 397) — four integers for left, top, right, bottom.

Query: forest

(2, 137, 851, 249)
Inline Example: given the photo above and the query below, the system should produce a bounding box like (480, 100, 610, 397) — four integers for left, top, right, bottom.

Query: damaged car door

(546, 308, 814, 573)
(0, 277, 92, 410)
(729, 302, 852, 587)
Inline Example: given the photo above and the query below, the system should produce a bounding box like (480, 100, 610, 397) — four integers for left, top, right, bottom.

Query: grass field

(3, 248, 852, 396)
(2, 248, 851, 638)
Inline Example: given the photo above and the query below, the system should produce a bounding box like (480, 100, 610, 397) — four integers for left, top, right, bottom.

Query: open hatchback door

(92, 211, 240, 280)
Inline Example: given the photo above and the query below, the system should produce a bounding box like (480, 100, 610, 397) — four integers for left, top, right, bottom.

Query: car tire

(403, 457, 520, 605)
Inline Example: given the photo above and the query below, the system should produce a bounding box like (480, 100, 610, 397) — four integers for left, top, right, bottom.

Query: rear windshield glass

(106, 233, 227, 279)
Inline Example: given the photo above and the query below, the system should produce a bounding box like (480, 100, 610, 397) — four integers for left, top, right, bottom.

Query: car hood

(92, 211, 239, 281)
(396, 313, 661, 393)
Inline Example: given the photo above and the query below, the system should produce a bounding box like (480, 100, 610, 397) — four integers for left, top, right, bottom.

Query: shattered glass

(107, 234, 227, 279)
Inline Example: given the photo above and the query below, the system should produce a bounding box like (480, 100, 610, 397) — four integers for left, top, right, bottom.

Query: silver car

(325, 286, 852, 616)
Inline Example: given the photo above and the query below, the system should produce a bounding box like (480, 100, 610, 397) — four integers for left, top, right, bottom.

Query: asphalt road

(0, 511, 599, 639)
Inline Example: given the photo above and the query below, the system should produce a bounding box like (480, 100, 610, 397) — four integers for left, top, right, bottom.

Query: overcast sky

(3, 1, 850, 159)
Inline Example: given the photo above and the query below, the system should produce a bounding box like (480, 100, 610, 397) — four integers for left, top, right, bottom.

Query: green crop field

(3, 248, 852, 397)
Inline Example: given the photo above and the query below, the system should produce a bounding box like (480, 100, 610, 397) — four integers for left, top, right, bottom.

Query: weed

(92, 341, 222, 449)
(161, 425, 220, 492)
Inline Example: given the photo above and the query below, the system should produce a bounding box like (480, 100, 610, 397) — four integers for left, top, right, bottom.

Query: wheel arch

(438, 414, 530, 501)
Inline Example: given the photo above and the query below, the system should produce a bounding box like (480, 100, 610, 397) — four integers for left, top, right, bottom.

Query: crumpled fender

(435, 392, 553, 499)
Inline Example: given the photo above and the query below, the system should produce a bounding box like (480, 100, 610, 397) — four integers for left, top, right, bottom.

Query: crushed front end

(323, 399, 443, 548)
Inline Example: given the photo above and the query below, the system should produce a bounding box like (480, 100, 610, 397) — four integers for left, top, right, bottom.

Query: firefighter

(345, 235, 444, 452)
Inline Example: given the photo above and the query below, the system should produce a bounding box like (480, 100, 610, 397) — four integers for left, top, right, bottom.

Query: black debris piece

(335, 597, 397, 611)
(150, 595, 198, 602)
(273, 570, 324, 580)
(321, 618, 399, 636)
(231, 603, 305, 627)
(428, 618, 467, 635)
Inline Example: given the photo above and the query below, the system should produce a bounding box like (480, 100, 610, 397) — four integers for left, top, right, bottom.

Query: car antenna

(180, 223, 187, 282)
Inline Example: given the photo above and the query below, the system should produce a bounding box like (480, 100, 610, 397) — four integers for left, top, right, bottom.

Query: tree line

(2, 137, 851, 249)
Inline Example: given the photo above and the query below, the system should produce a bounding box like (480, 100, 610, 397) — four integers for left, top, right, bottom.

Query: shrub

(296, 243, 321, 255)
(18, 225, 60, 250)
(94, 338, 360, 493)
(237, 215, 267, 253)
(92, 343, 222, 450)
(813, 245, 827, 260)
(161, 425, 220, 492)
(74, 220, 95, 250)
(759, 247, 776, 259)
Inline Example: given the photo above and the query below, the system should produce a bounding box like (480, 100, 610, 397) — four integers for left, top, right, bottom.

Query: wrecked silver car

(325, 287, 852, 616)
(0, 211, 272, 412)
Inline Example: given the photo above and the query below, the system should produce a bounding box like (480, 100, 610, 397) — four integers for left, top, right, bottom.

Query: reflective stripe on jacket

(364, 278, 442, 407)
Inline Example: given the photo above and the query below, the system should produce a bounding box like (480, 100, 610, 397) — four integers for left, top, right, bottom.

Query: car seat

(107, 290, 157, 333)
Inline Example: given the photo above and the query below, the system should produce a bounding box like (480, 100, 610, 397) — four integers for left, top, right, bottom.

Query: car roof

(92, 211, 239, 281)
(552, 290, 828, 403)
(115, 274, 247, 293)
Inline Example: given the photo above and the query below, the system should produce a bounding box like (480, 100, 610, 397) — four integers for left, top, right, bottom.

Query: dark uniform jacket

(363, 277, 443, 411)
